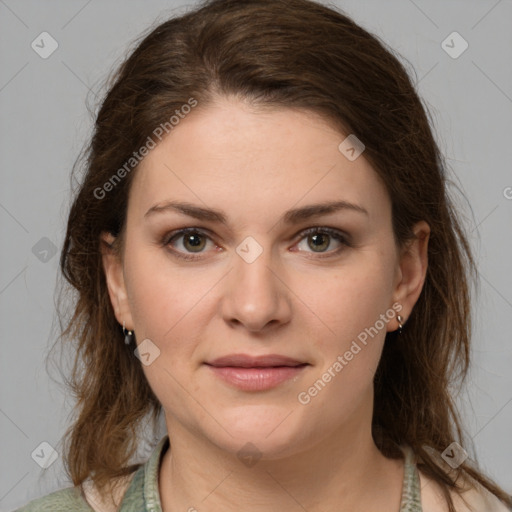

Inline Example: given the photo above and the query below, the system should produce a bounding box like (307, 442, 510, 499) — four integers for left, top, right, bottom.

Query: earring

(122, 321, 134, 345)
(397, 315, 404, 335)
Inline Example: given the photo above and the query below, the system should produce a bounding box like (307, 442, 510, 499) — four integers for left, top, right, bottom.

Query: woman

(15, 0, 511, 510)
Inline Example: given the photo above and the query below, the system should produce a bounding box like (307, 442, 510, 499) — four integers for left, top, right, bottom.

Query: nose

(219, 243, 292, 333)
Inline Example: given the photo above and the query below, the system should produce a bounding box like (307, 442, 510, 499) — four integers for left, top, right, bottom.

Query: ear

(388, 220, 430, 332)
(100, 231, 134, 331)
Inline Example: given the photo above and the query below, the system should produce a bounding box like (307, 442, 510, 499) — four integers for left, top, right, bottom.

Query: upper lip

(205, 354, 307, 368)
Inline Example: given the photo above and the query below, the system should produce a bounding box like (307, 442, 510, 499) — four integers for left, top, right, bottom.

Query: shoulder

(419, 470, 511, 512)
(81, 472, 137, 511)
(13, 472, 137, 512)
(13, 486, 92, 511)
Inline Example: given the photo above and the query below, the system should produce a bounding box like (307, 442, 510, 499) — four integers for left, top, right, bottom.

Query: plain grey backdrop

(1, 0, 511, 510)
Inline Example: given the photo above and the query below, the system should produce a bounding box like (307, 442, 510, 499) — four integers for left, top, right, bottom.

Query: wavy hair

(50, 0, 511, 510)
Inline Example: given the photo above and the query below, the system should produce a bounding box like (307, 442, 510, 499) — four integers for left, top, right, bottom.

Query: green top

(14, 436, 422, 511)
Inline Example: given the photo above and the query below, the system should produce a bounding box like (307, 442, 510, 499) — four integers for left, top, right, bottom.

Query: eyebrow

(144, 199, 368, 225)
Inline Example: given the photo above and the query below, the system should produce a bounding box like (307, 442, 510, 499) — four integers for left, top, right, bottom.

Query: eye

(293, 227, 351, 257)
(163, 226, 351, 261)
(164, 228, 217, 261)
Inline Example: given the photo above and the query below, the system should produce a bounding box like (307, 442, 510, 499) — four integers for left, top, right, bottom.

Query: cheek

(304, 255, 395, 345)
(123, 248, 208, 404)
(123, 245, 205, 349)
(295, 268, 392, 418)
(296, 255, 396, 412)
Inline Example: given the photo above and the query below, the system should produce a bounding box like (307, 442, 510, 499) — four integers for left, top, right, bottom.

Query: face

(103, 96, 429, 461)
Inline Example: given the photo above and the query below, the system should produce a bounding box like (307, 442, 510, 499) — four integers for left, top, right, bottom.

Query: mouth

(204, 353, 310, 391)
(205, 353, 307, 368)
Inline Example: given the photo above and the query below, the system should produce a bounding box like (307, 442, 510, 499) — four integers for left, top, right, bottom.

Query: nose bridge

(233, 234, 278, 303)
(221, 234, 290, 331)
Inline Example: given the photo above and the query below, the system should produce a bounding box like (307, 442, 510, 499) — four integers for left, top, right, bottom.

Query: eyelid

(294, 226, 351, 244)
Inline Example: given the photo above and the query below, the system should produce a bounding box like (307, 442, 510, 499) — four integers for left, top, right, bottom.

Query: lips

(204, 354, 309, 391)
(205, 353, 307, 368)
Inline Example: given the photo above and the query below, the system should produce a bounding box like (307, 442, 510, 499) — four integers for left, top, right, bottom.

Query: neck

(158, 417, 404, 512)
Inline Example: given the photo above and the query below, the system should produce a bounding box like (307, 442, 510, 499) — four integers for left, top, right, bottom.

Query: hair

(51, 0, 511, 510)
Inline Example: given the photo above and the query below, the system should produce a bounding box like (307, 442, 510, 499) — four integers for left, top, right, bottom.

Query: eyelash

(161, 226, 352, 261)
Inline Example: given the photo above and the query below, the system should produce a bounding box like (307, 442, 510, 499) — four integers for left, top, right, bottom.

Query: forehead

(129, 97, 390, 227)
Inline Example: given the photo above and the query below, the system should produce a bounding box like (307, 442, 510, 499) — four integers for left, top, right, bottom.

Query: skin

(102, 96, 430, 512)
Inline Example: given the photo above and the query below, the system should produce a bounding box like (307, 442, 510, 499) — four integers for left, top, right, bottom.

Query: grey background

(1, 0, 511, 510)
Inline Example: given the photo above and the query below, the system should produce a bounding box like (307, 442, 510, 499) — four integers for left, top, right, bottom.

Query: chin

(203, 404, 314, 461)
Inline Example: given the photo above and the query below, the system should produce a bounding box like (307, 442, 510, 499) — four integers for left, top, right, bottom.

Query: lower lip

(205, 364, 308, 391)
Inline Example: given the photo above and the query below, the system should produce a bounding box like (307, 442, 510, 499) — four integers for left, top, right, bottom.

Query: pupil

(310, 233, 328, 252)
(186, 234, 204, 251)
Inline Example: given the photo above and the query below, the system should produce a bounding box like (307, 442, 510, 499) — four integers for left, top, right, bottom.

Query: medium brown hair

(51, 0, 511, 509)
